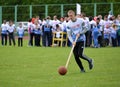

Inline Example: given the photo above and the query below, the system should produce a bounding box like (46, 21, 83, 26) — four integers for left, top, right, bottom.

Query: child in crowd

(17, 23, 24, 47)
(104, 24, 111, 46)
(55, 24, 62, 38)
(1, 20, 8, 46)
(110, 24, 117, 47)
(34, 20, 42, 47)
(7, 20, 16, 46)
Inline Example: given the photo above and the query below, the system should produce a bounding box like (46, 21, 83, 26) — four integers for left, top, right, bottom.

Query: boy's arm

(79, 21, 89, 34)
(67, 27, 73, 43)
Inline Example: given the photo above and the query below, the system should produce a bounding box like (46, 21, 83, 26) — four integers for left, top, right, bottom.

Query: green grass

(0, 44, 120, 87)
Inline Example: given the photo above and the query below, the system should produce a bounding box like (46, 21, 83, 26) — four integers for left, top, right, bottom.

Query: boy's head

(67, 10, 75, 19)
(19, 23, 22, 27)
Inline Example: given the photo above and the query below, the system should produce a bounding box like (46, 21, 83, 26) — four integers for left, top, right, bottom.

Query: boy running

(66, 10, 93, 72)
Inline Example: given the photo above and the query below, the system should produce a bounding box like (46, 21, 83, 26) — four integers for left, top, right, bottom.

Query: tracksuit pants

(73, 41, 91, 71)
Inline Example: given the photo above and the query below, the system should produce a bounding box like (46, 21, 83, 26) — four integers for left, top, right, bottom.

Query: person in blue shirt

(42, 16, 52, 47)
(92, 26, 99, 48)
(67, 10, 93, 73)
(34, 20, 42, 47)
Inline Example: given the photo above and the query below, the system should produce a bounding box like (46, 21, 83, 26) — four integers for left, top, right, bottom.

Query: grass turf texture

(0, 45, 120, 87)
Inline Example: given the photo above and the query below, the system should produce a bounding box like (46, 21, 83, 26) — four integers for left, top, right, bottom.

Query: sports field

(0, 44, 120, 87)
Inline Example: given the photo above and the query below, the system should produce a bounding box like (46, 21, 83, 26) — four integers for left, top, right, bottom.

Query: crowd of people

(0, 11, 120, 47)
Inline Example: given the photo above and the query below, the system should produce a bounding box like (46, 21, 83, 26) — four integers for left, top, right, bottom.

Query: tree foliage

(0, 1, 120, 21)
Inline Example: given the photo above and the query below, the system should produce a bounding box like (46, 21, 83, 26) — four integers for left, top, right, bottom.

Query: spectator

(42, 16, 52, 47)
(34, 20, 42, 47)
(111, 24, 117, 47)
(7, 20, 16, 46)
(17, 22, 24, 47)
(0, 20, 8, 46)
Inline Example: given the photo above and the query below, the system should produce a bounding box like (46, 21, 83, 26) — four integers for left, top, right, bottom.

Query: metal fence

(0, 2, 120, 24)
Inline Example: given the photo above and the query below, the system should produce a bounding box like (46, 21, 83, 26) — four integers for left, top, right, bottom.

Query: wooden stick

(65, 37, 78, 68)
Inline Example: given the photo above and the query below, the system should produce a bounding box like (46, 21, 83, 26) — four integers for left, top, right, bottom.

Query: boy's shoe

(80, 69, 85, 73)
(89, 59, 94, 70)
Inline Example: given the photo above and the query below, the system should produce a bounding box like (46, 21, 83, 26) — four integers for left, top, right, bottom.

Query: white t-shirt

(17, 27, 24, 34)
(1, 23, 8, 31)
(7, 24, 15, 33)
(51, 20, 60, 31)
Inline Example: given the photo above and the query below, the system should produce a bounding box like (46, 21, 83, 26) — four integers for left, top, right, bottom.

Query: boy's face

(19, 23, 22, 27)
(68, 11, 75, 19)
(9, 22, 13, 26)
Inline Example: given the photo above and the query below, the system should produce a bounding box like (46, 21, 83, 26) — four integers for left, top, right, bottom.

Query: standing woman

(66, 10, 93, 72)
(0, 20, 8, 46)
(7, 20, 16, 46)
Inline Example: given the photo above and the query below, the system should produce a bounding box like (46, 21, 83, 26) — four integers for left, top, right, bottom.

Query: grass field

(0, 44, 120, 87)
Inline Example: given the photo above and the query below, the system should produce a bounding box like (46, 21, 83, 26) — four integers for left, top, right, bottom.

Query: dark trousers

(117, 36, 120, 46)
(111, 37, 117, 47)
(104, 38, 109, 46)
(43, 31, 51, 46)
(1, 33, 7, 46)
(98, 36, 103, 47)
(18, 38, 23, 47)
(34, 34, 41, 46)
(29, 33, 34, 46)
(73, 41, 91, 70)
(85, 31, 92, 47)
(8, 33, 15, 46)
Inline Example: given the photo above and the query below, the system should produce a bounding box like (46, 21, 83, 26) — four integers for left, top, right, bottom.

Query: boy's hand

(76, 33, 80, 38)
(72, 42, 76, 46)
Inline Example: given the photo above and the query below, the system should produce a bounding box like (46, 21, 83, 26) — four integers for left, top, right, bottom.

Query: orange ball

(58, 66, 67, 75)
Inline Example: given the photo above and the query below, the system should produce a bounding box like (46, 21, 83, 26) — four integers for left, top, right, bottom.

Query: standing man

(66, 10, 93, 72)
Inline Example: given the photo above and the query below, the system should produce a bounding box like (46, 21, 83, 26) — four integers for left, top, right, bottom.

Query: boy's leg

(73, 42, 85, 71)
(1, 34, 4, 45)
(5, 34, 7, 46)
(11, 34, 15, 46)
(9, 34, 11, 46)
(21, 38, 23, 47)
(78, 41, 93, 70)
(18, 38, 20, 46)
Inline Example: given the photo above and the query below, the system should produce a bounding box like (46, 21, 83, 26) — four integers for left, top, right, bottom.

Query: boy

(17, 23, 24, 47)
(1, 20, 8, 46)
(7, 20, 16, 46)
(66, 10, 93, 72)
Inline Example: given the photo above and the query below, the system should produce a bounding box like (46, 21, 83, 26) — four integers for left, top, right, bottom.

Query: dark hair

(96, 17, 100, 21)
(28, 18, 32, 22)
(89, 16, 93, 21)
(56, 24, 59, 28)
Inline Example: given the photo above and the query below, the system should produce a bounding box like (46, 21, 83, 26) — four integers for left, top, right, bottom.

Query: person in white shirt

(66, 10, 93, 73)
(51, 15, 60, 32)
(7, 20, 16, 46)
(103, 24, 111, 46)
(17, 23, 24, 47)
(80, 12, 90, 47)
(0, 20, 8, 46)
(28, 18, 35, 46)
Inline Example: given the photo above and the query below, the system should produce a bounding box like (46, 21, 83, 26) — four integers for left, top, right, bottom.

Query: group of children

(1, 12, 120, 47)
(91, 14, 120, 48)
(0, 20, 24, 47)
